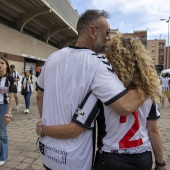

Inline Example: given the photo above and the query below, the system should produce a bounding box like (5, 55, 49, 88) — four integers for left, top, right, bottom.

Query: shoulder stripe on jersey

(97, 56, 105, 59)
(107, 67, 114, 72)
(102, 60, 111, 66)
(97, 56, 114, 73)
(36, 82, 44, 91)
(104, 89, 128, 105)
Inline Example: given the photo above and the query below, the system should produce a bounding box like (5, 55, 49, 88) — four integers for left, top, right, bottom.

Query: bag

(21, 86, 27, 95)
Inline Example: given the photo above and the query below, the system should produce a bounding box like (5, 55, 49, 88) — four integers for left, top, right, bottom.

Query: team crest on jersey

(75, 108, 85, 116)
(97, 55, 114, 73)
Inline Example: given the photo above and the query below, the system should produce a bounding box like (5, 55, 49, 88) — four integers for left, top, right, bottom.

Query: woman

(93, 35, 165, 170)
(36, 35, 165, 170)
(0, 57, 16, 166)
(160, 73, 170, 108)
(21, 70, 33, 114)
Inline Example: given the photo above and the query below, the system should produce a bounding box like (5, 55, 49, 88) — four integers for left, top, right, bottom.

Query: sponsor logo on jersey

(75, 108, 85, 116)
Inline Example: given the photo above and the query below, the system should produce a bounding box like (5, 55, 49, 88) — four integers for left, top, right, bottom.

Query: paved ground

(1, 92, 170, 170)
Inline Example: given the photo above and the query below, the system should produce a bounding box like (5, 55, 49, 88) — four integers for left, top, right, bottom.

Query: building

(0, 0, 78, 76)
(110, 30, 147, 49)
(166, 46, 170, 69)
(123, 30, 147, 48)
(110, 28, 120, 37)
(147, 39, 166, 71)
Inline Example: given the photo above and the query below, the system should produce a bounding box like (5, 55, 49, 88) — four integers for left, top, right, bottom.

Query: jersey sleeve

(147, 101, 160, 120)
(91, 56, 128, 105)
(72, 92, 100, 130)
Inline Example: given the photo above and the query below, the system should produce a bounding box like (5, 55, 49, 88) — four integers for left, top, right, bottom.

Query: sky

(69, 0, 170, 45)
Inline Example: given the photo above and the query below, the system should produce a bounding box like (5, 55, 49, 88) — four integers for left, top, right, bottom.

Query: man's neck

(76, 37, 94, 51)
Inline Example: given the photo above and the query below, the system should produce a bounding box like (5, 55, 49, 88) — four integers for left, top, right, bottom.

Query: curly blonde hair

(106, 34, 160, 100)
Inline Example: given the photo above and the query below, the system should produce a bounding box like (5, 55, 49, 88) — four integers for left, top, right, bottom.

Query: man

(36, 10, 147, 170)
(10, 65, 20, 111)
(35, 65, 41, 77)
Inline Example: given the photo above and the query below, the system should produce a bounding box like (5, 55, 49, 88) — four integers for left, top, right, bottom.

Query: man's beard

(95, 43, 107, 54)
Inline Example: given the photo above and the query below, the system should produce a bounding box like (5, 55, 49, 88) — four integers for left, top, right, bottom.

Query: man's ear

(88, 25, 96, 40)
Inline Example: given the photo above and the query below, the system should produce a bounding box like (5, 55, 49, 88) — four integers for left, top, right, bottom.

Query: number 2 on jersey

(119, 111, 143, 148)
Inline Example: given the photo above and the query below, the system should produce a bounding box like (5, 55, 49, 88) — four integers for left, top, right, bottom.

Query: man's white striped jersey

(37, 46, 128, 170)
(12, 70, 20, 86)
(73, 93, 160, 154)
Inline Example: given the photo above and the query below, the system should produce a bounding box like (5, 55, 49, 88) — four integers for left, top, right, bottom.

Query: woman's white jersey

(73, 92, 160, 155)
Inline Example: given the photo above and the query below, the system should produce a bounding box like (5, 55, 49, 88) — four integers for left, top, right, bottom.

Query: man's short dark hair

(10, 65, 15, 69)
(76, 9, 110, 35)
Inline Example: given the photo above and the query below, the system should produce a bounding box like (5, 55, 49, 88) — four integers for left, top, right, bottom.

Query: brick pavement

(1, 92, 170, 170)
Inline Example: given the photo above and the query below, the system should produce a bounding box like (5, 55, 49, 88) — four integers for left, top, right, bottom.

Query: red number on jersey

(119, 111, 143, 148)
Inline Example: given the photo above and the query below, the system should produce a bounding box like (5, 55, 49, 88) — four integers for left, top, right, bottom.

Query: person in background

(160, 73, 170, 108)
(10, 65, 20, 111)
(36, 9, 147, 170)
(21, 70, 33, 114)
(36, 65, 41, 77)
(0, 57, 16, 166)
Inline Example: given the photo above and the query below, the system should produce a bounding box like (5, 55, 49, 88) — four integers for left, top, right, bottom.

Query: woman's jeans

(24, 91, 32, 109)
(0, 104, 9, 161)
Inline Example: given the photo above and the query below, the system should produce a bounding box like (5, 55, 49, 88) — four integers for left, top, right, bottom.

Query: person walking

(0, 57, 16, 166)
(36, 10, 147, 170)
(21, 70, 33, 114)
(160, 73, 170, 108)
(10, 64, 20, 111)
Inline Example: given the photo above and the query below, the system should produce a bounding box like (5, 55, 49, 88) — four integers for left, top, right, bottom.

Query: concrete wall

(8, 60, 24, 76)
(0, 24, 58, 60)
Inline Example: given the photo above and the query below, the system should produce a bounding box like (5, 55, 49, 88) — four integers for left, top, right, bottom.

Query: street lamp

(160, 17, 170, 69)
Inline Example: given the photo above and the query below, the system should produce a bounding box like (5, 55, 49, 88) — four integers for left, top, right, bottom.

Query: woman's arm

(147, 120, 165, 170)
(27, 75, 32, 84)
(4, 92, 14, 124)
